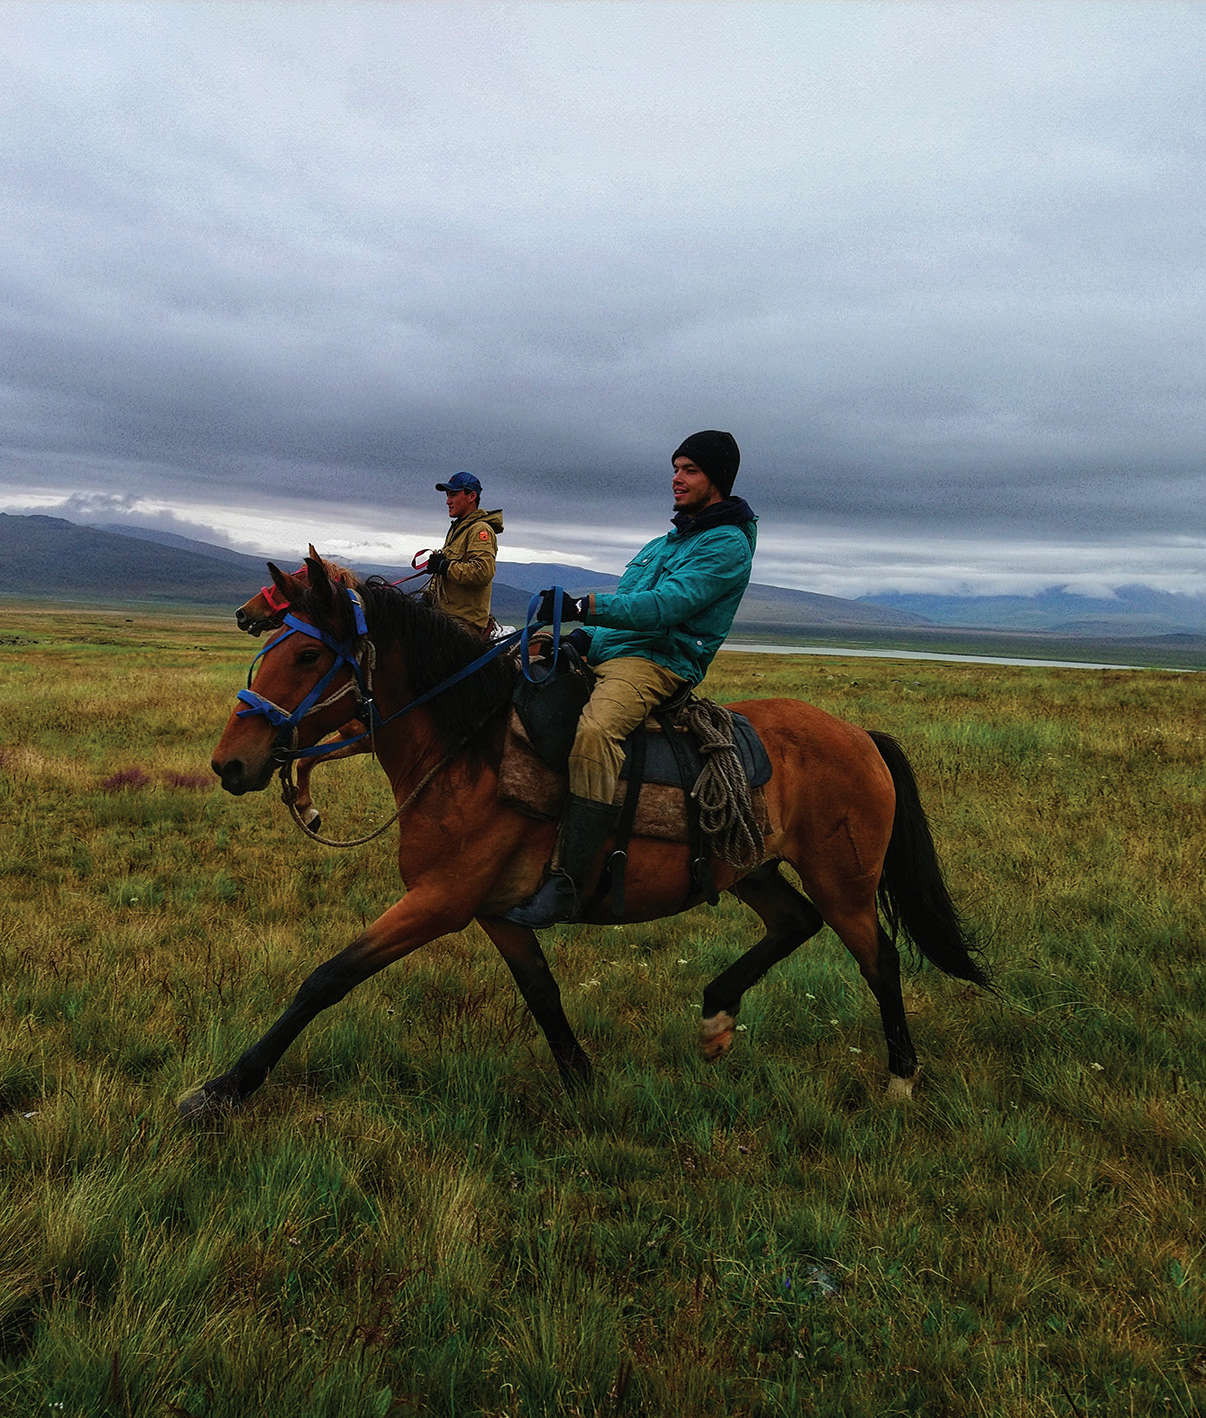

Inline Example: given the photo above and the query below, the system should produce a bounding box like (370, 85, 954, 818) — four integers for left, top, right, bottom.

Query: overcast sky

(3, 2, 1204, 598)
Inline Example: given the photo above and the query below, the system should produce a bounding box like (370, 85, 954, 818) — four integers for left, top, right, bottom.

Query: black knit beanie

(672, 430, 741, 497)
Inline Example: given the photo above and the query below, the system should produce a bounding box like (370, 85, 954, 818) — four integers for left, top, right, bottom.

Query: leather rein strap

(238, 584, 568, 847)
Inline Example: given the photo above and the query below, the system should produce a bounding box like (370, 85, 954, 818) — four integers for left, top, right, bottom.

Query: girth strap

(656, 711, 719, 906)
(605, 727, 646, 918)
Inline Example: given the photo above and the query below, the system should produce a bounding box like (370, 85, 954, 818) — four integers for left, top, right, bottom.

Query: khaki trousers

(569, 656, 687, 804)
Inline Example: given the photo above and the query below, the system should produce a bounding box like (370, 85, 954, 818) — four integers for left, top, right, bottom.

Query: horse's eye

(297, 648, 321, 666)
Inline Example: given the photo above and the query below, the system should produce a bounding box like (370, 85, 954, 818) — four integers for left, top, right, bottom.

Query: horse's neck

(370, 642, 507, 800)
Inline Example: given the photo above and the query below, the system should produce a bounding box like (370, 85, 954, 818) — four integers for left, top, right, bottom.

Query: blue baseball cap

(435, 470, 481, 494)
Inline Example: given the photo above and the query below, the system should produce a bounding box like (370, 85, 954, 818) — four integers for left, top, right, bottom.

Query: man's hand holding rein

(536, 588, 589, 624)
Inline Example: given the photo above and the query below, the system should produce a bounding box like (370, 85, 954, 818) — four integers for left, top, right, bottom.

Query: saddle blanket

(496, 709, 771, 844)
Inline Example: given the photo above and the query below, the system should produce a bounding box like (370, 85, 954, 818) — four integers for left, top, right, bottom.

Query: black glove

(426, 550, 450, 576)
(536, 588, 588, 624)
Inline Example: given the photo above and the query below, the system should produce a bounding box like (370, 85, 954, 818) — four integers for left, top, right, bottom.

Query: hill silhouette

(0, 513, 925, 632)
(4, 514, 1203, 664)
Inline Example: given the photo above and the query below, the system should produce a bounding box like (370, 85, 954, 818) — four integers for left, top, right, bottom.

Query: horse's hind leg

(872, 925, 918, 1096)
(477, 917, 593, 1091)
(699, 861, 824, 1060)
(823, 903, 918, 1095)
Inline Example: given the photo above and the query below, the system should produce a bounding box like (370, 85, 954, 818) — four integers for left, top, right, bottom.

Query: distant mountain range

(2, 513, 1204, 646)
(491, 562, 927, 633)
(860, 585, 1206, 636)
(1, 514, 274, 605)
(0, 513, 923, 634)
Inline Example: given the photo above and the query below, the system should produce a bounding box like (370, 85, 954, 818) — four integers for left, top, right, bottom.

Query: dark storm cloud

(2, 2, 1204, 593)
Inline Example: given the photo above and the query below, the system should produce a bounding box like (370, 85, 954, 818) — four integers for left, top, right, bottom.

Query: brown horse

(233, 552, 370, 833)
(183, 552, 987, 1120)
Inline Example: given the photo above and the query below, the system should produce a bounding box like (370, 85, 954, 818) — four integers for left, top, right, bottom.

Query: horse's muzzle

(234, 608, 273, 636)
(212, 755, 274, 795)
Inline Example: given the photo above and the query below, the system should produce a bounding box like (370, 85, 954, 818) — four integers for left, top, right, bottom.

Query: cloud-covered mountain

(862, 586, 1206, 636)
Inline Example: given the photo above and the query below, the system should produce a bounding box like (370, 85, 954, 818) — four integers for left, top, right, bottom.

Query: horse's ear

(268, 561, 307, 603)
(303, 550, 335, 609)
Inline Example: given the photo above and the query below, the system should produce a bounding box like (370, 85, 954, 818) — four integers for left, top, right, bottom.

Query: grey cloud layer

(3, 2, 1204, 589)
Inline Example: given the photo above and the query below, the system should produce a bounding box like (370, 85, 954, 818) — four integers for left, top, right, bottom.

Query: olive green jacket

(422, 507, 503, 630)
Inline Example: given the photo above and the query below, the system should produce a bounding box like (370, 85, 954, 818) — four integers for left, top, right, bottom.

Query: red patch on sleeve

(478, 529, 490, 539)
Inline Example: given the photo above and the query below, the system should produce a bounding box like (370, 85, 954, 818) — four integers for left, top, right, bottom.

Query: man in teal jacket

(506, 430, 756, 928)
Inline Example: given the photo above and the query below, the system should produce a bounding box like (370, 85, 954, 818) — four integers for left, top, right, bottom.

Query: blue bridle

(235, 584, 569, 762)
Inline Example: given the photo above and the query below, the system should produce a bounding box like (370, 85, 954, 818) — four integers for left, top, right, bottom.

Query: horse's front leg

(477, 917, 593, 1091)
(293, 721, 370, 834)
(179, 889, 471, 1120)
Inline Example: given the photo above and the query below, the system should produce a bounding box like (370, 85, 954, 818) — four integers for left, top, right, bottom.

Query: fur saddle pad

(496, 709, 771, 844)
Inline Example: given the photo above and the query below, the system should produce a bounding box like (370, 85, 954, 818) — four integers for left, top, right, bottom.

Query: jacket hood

(671, 495, 755, 540)
(455, 507, 504, 533)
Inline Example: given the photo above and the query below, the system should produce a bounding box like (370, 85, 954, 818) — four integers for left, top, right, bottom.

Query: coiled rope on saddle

(678, 698, 765, 870)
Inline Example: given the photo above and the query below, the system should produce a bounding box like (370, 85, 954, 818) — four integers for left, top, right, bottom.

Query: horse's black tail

(870, 731, 990, 988)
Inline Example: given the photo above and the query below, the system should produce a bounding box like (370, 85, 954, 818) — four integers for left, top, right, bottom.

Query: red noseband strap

(259, 566, 307, 613)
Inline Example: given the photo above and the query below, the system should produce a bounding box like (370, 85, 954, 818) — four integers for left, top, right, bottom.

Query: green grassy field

(1, 605, 1202, 1417)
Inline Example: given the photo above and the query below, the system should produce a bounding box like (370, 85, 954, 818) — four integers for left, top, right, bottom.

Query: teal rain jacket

(582, 498, 757, 685)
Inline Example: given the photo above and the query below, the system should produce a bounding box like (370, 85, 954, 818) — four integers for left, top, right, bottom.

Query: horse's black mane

(354, 577, 517, 754)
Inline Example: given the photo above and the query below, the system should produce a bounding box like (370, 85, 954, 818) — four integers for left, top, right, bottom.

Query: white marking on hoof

(177, 1083, 239, 1123)
(177, 1087, 220, 1121)
(885, 1074, 915, 1101)
(301, 807, 321, 833)
(699, 1010, 737, 1061)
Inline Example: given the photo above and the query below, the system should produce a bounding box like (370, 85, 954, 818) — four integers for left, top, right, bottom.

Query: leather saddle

(500, 654, 772, 844)
(618, 705, 771, 790)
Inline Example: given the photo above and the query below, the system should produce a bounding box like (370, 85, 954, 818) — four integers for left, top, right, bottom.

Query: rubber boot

(504, 795, 618, 928)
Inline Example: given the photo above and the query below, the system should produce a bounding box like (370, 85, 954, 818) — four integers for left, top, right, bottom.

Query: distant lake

(722, 642, 1178, 671)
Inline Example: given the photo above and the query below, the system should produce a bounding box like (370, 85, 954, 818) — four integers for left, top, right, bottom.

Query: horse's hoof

(699, 1011, 736, 1061)
(885, 1074, 916, 1101)
(301, 809, 321, 834)
(177, 1084, 236, 1123)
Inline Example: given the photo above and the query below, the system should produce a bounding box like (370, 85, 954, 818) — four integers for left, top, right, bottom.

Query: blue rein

(235, 585, 568, 762)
